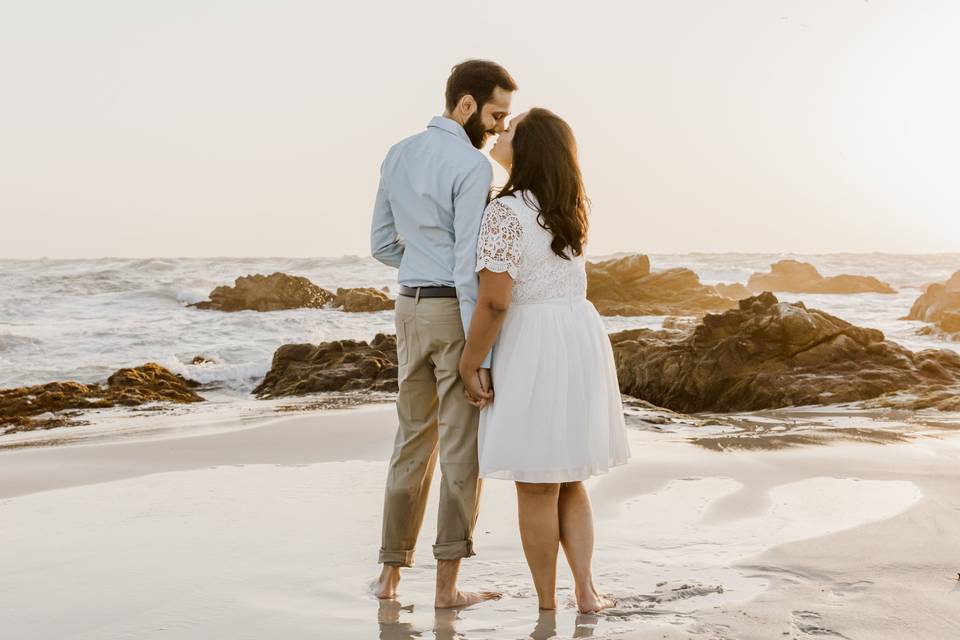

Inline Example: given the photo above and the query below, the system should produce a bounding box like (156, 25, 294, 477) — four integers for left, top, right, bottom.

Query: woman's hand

(459, 363, 494, 409)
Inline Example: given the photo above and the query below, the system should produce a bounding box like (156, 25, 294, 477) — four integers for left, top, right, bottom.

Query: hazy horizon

(5, 250, 960, 263)
(2, 1, 959, 259)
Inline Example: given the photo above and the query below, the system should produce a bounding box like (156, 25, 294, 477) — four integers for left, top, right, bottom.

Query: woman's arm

(459, 270, 513, 406)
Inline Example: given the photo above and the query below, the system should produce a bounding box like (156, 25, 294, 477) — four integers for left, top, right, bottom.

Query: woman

(458, 108, 630, 613)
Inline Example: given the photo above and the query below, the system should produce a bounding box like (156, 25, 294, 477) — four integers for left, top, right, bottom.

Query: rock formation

(1, 364, 203, 434)
(904, 270, 960, 335)
(189, 272, 334, 312)
(586, 255, 736, 316)
(189, 273, 396, 313)
(745, 260, 895, 294)
(610, 292, 960, 412)
(713, 282, 751, 300)
(331, 287, 395, 312)
(253, 333, 398, 397)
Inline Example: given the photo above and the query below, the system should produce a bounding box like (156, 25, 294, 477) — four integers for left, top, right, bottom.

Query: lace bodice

(475, 191, 588, 304)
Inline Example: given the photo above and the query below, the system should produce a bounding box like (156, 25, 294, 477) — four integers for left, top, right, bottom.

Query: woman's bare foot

(434, 590, 502, 609)
(373, 565, 401, 599)
(576, 588, 615, 614)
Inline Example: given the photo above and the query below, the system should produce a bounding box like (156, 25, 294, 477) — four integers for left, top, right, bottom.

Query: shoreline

(1, 405, 958, 638)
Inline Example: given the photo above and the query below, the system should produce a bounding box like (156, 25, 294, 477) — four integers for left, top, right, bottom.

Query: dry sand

(1, 405, 958, 639)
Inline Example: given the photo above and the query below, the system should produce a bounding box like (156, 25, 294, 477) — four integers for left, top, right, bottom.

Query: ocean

(1, 253, 958, 430)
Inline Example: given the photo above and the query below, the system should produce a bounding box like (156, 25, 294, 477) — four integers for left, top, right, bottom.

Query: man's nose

(493, 120, 506, 134)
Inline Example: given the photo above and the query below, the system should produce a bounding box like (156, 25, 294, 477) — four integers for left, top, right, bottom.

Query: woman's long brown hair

(498, 108, 589, 260)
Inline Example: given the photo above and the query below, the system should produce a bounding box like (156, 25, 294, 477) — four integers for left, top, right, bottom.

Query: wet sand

(1, 405, 958, 639)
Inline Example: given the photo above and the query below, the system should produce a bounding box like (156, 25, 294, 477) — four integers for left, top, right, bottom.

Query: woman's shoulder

(488, 190, 539, 218)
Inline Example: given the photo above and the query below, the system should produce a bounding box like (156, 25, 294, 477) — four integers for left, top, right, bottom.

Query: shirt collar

(428, 116, 472, 146)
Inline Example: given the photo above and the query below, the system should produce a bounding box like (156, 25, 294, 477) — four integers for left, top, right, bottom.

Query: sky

(1, 0, 959, 259)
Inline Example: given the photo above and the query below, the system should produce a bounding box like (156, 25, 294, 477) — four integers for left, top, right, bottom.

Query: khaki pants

(378, 295, 482, 567)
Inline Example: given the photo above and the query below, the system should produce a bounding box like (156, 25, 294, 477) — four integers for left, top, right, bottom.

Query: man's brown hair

(444, 59, 517, 112)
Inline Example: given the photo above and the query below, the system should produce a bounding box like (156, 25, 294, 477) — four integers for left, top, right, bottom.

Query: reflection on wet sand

(622, 397, 960, 451)
(377, 600, 601, 639)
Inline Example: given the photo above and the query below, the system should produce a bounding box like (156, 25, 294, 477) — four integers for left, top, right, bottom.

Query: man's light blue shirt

(370, 116, 493, 367)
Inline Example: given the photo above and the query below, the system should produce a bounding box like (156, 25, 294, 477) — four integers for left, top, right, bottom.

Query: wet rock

(0, 364, 203, 434)
(587, 255, 736, 317)
(331, 287, 395, 312)
(941, 311, 960, 333)
(904, 271, 960, 334)
(253, 333, 399, 397)
(188, 272, 334, 312)
(610, 292, 960, 412)
(746, 260, 895, 294)
(190, 355, 216, 365)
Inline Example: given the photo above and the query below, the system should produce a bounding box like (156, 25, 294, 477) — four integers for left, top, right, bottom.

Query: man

(370, 59, 517, 608)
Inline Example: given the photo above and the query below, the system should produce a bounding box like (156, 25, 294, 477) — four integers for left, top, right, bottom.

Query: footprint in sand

(790, 609, 851, 638)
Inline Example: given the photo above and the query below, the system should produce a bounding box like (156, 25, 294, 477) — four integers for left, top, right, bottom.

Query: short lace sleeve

(476, 199, 523, 279)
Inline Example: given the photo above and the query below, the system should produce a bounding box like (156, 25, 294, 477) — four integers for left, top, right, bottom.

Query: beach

(2, 404, 958, 639)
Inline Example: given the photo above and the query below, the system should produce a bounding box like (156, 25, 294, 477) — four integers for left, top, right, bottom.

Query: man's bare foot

(373, 565, 401, 599)
(576, 589, 615, 614)
(434, 590, 502, 609)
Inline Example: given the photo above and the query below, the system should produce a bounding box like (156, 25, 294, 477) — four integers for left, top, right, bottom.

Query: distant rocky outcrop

(610, 292, 960, 412)
(331, 287, 395, 312)
(189, 272, 334, 312)
(904, 270, 960, 336)
(586, 255, 736, 316)
(1, 364, 203, 434)
(253, 333, 398, 397)
(189, 273, 396, 313)
(713, 282, 751, 300)
(745, 260, 895, 294)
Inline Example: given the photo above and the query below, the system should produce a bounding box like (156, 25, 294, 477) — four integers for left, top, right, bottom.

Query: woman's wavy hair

(498, 108, 589, 260)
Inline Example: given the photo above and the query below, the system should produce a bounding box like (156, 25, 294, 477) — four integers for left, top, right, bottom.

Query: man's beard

(463, 110, 492, 149)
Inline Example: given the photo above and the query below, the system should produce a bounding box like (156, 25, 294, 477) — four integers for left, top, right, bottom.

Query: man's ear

(456, 94, 477, 120)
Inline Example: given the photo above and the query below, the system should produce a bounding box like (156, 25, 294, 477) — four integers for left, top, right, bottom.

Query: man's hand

(478, 368, 494, 403)
(459, 362, 493, 409)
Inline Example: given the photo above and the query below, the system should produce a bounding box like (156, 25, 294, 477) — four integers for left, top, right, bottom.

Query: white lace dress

(474, 191, 630, 482)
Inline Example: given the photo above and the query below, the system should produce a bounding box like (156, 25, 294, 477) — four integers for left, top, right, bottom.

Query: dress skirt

(478, 295, 631, 483)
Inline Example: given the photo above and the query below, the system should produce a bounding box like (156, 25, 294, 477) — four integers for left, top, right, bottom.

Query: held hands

(459, 363, 494, 409)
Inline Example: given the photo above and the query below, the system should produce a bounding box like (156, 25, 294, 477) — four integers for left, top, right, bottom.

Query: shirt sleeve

(452, 158, 494, 368)
(369, 157, 405, 269)
(476, 199, 523, 279)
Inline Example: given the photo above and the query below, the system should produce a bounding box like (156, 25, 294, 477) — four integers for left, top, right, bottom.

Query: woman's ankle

(574, 579, 597, 598)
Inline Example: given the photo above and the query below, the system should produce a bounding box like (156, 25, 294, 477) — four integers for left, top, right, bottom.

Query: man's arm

(370, 160, 404, 268)
(452, 158, 494, 368)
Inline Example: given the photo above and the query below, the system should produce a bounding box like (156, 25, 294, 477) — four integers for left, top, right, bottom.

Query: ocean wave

(107, 286, 189, 304)
(129, 258, 178, 272)
(175, 288, 211, 305)
(159, 355, 270, 393)
(0, 331, 41, 352)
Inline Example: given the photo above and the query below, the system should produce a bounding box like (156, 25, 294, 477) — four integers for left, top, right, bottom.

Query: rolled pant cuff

(432, 539, 475, 561)
(379, 548, 415, 567)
